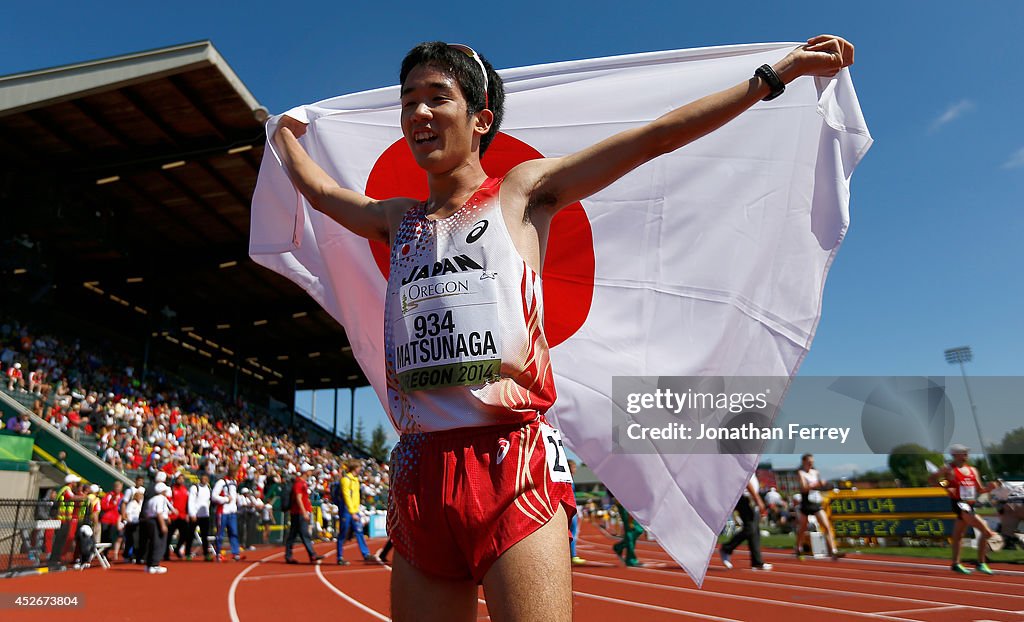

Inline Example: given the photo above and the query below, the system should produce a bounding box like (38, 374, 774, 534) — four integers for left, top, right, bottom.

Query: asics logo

(467, 220, 488, 244)
(496, 439, 510, 465)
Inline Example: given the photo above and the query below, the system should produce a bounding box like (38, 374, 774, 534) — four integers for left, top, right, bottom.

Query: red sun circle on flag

(365, 132, 594, 347)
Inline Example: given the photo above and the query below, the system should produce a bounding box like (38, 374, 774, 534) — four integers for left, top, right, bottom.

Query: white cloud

(1002, 147, 1024, 169)
(929, 99, 975, 132)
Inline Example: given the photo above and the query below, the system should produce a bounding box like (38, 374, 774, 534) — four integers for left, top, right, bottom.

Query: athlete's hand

(277, 114, 308, 140)
(774, 35, 854, 82)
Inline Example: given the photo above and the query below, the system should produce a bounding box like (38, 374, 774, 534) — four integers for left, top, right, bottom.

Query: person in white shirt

(126, 475, 146, 501)
(124, 490, 145, 564)
(102, 446, 119, 467)
(237, 488, 254, 549)
(142, 483, 171, 574)
(212, 465, 242, 561)
(187, 473, 213, 560)
(137, 471, 167, 562)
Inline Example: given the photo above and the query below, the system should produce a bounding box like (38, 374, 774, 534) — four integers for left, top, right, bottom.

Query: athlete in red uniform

(929, 444, 1001, 574)
(273, 37, 854, 622)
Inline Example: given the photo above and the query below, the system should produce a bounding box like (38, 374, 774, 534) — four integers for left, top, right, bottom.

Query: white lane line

(587, 528, 1024, 576)
(681, 554, 1024, 604)
(577, 542, 674, 567)
(315, 561, 391, 621)
(573, 571, 918, 622)
(735, 557, 1024, 591)
(572, 590, 742, 621)
(759, 550, 1024, 577)
(580, 536, 1024, 586)
(571, 560, 618, 568)
(578, 546, 1023, 615)
(229, 549, 286, 622)
(749, 567, 1024, 603)
(875, 605, 967, 615)
(231, 541, 366, 620)
(241, 567, 388, 581)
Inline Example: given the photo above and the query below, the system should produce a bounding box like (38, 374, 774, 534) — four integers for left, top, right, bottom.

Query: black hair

(400, 42, 505, 156)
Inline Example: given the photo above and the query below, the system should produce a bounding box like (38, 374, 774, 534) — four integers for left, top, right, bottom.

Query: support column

(350, 388, 356, 445)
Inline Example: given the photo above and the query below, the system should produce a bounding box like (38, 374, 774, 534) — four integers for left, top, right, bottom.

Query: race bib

(959, 485, 976, 501)
(808, 490, 823, 504)
(540, 423, 573, 484)
(392, 271, 502, 391)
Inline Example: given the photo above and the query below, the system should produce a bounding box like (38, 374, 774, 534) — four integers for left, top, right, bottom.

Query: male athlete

(273, 37, 853, 621)
(795, 452, 844, 560)
(929, 444, 1002, 574)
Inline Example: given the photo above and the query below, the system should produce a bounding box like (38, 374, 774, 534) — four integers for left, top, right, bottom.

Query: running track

(3, 523, 1022, 621)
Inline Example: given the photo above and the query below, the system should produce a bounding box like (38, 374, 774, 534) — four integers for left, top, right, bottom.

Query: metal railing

(0, 498, 71, 576)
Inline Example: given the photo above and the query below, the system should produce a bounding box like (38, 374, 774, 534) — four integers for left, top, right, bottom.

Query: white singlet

(383, 177, 556, 434)
(801, 468, 823, 504)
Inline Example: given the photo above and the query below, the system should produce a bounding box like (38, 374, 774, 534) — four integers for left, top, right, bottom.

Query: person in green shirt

(613, 501, 645, 567)
(263, 476, 282, 545)
(310, 485, 324, 541)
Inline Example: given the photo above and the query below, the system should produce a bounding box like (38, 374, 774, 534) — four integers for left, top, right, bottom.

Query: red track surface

(3, 523, 1023, 621)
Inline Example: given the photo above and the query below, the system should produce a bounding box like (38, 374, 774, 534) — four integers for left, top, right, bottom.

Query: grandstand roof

(0, 42, 366, 399)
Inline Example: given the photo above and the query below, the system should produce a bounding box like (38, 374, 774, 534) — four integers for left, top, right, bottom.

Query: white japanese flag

(249, 42, 871, 584)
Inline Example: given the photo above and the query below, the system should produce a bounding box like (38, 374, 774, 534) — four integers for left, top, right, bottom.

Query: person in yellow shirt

(335, 461, 377, 564)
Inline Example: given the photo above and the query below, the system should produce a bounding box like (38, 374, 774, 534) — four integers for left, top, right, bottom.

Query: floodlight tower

(944, 346, 990, 469)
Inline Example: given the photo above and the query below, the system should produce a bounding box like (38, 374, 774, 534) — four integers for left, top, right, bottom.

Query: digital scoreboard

(825, 488, 955, 539)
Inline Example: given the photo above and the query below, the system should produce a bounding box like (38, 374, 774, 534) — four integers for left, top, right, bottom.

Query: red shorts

(387, 417, 576, 583)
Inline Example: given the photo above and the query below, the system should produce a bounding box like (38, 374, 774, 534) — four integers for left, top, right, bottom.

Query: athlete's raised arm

(507, 35, 853, 219)
(272, 115, 403, 243)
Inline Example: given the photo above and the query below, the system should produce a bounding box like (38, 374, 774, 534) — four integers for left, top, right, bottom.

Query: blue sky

(6, 2, 1022, 479)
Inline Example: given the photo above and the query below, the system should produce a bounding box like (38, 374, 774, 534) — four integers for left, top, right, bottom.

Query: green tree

(353, 417, 367, 450)
(369, 423, 391, 462)
(855, 469, 894, 484)
(988, 427, 1024, 477)
(975, 456, 996, 481)
(888, 443, 944, 487)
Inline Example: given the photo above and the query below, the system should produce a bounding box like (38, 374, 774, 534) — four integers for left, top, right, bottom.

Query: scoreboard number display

(828, 494, 950, 516)
(825, 488, 955, 539)
(831, 517, 955, 538)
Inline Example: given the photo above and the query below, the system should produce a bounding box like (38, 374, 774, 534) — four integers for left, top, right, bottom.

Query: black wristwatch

(755, 64, 785, 101)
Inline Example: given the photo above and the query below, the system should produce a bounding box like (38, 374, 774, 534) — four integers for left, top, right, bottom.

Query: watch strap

(755, 64, 785, 101)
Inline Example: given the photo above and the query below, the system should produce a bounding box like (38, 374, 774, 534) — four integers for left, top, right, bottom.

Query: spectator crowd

(1, 316, 391, 573)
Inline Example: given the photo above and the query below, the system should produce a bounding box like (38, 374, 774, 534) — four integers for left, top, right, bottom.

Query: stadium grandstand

(0, 41, 385, 575)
